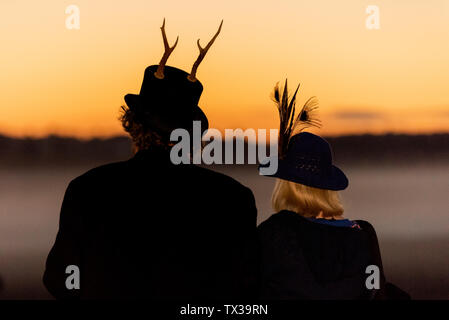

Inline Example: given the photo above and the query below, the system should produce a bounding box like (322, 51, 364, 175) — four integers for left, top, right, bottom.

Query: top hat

(262, 132, 348, 190)
(124, 19, 223, 137)
(124, 65, 208, 136)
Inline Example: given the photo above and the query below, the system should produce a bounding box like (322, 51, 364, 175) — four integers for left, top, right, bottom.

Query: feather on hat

(271, 79, 321, 158)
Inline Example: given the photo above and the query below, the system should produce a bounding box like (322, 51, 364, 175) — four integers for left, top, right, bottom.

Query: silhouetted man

(43, 20, 257, 299)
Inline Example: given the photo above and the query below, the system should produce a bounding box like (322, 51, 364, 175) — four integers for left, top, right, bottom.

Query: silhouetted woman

(257, 80, 409, 299)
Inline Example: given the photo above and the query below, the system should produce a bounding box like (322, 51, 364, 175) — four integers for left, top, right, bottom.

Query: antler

(187, 20, 223, 82)
(154, 18, 179, 79)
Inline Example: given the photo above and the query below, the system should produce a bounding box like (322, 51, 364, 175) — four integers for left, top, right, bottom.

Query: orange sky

(1, 0, 449, 138)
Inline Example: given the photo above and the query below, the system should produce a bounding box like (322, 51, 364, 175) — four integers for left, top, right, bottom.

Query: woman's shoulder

(259, 213, 378, 240)
(259, 211, 378, 234)
(354, 220, 376, 232)
(258, 210, 299, 227)
(257, 211, 300, 235)
(257, 211, 305, 249)
(353, 220, 379, 240)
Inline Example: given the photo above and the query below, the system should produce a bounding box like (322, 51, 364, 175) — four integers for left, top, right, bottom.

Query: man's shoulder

(190, 165, 254, 196)
(69, 160, 129, 187)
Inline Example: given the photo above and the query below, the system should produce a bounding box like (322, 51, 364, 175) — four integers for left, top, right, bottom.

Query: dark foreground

(0, 163, 448, 299)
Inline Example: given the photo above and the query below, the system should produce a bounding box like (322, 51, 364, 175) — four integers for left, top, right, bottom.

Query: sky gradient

(1, 0, 449, 138)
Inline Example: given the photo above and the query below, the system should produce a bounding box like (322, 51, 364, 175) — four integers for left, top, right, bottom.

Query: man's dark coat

(43, 148, 257, 299)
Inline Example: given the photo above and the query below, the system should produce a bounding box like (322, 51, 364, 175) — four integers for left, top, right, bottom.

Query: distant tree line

(0, 133, 448, 168)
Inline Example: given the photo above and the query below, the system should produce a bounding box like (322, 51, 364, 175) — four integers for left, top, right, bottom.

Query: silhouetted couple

(43, 21, 408, 300)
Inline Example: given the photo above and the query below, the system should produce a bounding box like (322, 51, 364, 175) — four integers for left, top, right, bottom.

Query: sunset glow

(1, 0, 449, 138)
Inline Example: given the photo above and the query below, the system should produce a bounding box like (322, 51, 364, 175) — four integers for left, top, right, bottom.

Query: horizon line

(1, 131, 448, 142)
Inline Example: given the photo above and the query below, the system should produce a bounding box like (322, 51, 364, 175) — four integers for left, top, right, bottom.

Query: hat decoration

(272, 80, 321, 159)
(153, 19, 179, 80)
(124, 19, 223, 136)
(153, 18, 223, 82)
(261, 80, 349, 190)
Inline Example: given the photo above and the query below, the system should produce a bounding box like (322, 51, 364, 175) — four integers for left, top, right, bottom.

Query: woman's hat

(262, 132, 348, 190)
(260, 80, 348, 191)
(124, 19, 223, 136)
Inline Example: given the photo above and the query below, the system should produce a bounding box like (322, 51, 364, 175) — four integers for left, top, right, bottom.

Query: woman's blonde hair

(271, 178, 344, 218)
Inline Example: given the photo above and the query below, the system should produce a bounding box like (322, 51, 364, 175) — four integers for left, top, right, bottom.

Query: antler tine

(187, 20, 223, 82)
(154, 18, 179, 79)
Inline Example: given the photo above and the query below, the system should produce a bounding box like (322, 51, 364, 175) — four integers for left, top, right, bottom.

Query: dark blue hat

(261, 132, 348, 191)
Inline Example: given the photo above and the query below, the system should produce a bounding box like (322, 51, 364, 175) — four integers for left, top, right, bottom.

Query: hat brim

(124, 94, 209, 134)
(260, 159, 348, 191)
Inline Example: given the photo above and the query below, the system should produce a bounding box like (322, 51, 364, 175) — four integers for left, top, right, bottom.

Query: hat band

(284, 154, 332, 175)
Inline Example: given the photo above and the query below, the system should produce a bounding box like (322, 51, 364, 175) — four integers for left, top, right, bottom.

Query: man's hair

(119, 105, 170, 151)
(271, 178, 344, 217)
